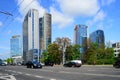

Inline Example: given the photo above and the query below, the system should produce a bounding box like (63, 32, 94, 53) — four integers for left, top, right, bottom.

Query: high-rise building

(74, 25, 88, 54)
(23, 9, 39, 62)
(10, 35, 22, 64)
(23, 9, 51, 62)
(89, 30, 105, 47)
(39, 12, 51, 50)
(10, 35, 22, 57)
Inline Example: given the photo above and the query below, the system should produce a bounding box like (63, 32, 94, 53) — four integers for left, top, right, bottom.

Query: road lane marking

(35, 75, 43, 78)
(50, 79, 56, 80)
(0, 74, 16, 80)
(25, 73, 31, 76)
(59, 71, 120, 78)
(17, 72, 23, 74)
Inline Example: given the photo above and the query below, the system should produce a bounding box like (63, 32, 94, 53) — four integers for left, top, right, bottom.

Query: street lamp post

(62, 42, 66, 64)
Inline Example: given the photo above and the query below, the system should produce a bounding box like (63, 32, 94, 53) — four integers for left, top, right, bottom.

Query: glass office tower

(89, 30, 105, 47)
(23, 9, 39, 62)
(74, 25, 88, 54)
(10, 35, 22, 57)
(39, 12, 51, 51)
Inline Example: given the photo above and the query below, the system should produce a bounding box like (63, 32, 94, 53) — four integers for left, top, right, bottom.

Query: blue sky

(0, 0, 120, 59)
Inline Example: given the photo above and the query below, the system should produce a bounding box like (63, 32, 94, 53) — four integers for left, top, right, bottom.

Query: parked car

(0, 63, 7, 66)
(113, 60, 120, 68)
(64, 60, 82, 67)
(26, 61, 42, 69)
(45, 61, 54, 66)
(40, 62, 45, 66)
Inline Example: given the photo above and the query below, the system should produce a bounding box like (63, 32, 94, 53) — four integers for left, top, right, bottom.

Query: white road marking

(12, 71, 17, 73)
(50, 79, 56, 80)
(0, 74, 16, 80)
(17, 72, 23, 74)
(35, 75, 43, 78)
(25, 73, 31, 76)
(60, 71, 120, 78)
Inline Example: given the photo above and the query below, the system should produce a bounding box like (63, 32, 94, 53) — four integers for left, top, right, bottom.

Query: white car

(64, 60, 82, 67)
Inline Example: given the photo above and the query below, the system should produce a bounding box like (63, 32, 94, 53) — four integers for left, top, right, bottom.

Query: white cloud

(57, 0, 100, 17)
(17, 0, 45, 17)
(50, 7, 73, 28)
(0, 21, 2, 27)
(15, 17, 24, 23)
(86, 10, 106, 27)
(101, 0, 116, 6)
(93, 10, 106, 22)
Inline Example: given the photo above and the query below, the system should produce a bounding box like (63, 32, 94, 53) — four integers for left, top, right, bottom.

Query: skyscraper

(23, 9, 39, 62)
(23, 9, 52, 62)
(89, 30, 105, 47)
(10, 35, 22, 64)
(74, 25, 88, 54)
(10, 35, 22, 57)
(39, 12, 51, 51)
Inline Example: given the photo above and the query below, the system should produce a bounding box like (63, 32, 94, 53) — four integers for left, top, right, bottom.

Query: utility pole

(0, 11, 13, 16)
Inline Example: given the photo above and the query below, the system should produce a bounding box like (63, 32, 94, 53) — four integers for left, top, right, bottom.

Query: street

(0, 65, 120, 80)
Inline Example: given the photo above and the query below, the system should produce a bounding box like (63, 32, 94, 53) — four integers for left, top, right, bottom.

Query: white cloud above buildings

(57, 0, 100, 17)
(50, 7, 73, 28)
(101, 0, 116, 6)
(16, 0, 116, 29)
(50, 0, 100, 28)
(0, 21, 2, 27)
(17, 0, 45, 17)
(86, 10, 106, 27)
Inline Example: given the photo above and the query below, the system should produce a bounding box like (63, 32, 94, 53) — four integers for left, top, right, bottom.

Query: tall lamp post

(62, 42, 66, 64)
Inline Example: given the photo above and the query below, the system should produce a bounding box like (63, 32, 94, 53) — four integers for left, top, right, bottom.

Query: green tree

(84, 43, 98, 64)
(85, 47, 97, 64)
(7, 58, 13, 64)
(65, 44, 80, 61)
(43, 43, 62, 64)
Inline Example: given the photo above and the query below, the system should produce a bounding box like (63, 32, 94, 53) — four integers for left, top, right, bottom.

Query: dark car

(113, 60, 120, 68)
(26, 61, 42, 69)
(0, 63, 7, 66)
(45, 61, 54, 66)
(64, 60, 82, 67)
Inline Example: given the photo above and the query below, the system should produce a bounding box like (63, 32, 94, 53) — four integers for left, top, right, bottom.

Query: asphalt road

(0, 65, 120, 80)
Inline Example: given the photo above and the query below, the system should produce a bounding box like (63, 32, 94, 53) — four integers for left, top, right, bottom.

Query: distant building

(23, 9, 39, 62)
(74, 25, 88, 54)
(10, 35, 22, 64)
(89, 30, 105, 48)
(112, 42, 120, 57)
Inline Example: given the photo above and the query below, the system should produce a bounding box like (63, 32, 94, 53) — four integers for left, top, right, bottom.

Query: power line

(0, 11, 13, 16)
(0, 0, 36, 34)
(2, 0, 25, 24)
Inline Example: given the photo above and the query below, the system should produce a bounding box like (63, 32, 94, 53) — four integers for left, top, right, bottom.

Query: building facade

(74, 25, 88, 54)
(10, 35, 22, 57)
(10, 35, 22, 64)
(39, 12, 52, 51)
(89, 30, 105, 48)
(23, 9, 39, 62)
(112, 42, 120, 57)
(23, 9, 51, 62)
